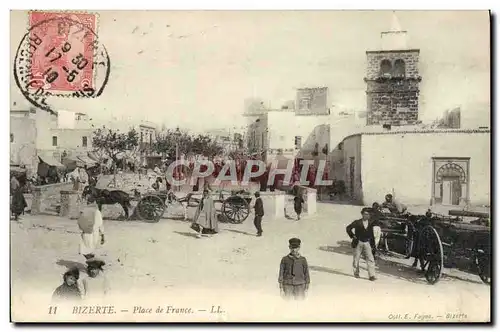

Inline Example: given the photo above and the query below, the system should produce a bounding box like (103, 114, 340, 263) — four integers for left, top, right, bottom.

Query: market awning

(87, 151, 101, 162)
(77, 155, 98, 167)
(38, 155, 64, 167)
(10, 166, 26, 174)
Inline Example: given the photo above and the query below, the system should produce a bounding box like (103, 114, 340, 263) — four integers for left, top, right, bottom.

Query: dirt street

(10, 202, 490, 322)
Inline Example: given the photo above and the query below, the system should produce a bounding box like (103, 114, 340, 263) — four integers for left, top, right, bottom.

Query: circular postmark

(13, 12, 110, 113)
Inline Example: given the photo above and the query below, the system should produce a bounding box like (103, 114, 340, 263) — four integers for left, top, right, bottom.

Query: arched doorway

(432, 158, 470, 206)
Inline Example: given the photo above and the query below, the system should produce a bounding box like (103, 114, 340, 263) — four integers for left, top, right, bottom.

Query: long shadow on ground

(309, 265, 357, 279)
(319, 241, 486, 285)
(225, 229, 255, 236)
(319, 241, 427, 284)
(173, 231, 200, 239)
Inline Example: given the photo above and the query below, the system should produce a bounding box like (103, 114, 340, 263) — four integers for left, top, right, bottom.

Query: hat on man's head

(289, 237, 301, 248)
(361, 207, 373, 214)
(86, 258, 105, 269)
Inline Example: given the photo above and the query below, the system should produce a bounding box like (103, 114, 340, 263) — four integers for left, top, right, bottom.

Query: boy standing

(253, 192, 264, 237)
(278, 238, 310, 300)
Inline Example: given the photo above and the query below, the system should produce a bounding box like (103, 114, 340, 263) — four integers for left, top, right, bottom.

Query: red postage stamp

(28, 11, 97, 92)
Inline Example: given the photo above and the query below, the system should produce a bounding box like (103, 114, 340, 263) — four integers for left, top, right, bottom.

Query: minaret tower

(365, 12, 422, 125)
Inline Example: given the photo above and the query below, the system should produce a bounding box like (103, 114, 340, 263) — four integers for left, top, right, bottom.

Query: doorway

(441, 176, 461, 205)
(432, 158, 469, 206)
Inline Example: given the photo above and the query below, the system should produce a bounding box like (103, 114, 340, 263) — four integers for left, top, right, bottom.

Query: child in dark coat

(52, 268, 82, 302)
(278, 238, 310, 300)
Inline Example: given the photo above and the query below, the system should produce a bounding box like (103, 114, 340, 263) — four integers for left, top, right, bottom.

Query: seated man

(370, 203, 385, 252)
(381, 194, 407, 214)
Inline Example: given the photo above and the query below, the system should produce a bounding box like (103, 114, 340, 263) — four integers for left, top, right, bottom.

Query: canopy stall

(62, 156, 82, 172)
(77, 155, 98, 168)
(37, 156, 65, 180)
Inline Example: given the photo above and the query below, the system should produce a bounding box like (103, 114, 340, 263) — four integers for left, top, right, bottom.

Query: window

(149, 133, 152, 145)
(380, 59, 392, 75)
(394, 59, 406, 77)
(10, 134, 13, 143)
(82, 136, 88, 147)
(141, 132, 144, 143)
(299, 98, 311, 111)
(52, 136, 58, 146)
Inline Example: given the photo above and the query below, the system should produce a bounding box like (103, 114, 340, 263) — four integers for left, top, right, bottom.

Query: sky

(10, 10, 490, 132)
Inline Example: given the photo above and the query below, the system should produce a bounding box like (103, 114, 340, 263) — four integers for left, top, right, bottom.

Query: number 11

(48, 306, 58, 314)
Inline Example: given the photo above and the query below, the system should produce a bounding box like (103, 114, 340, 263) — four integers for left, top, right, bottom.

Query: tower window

(82, 136, 88, 147)
(52, 136, 58, 146)
(10, 134, 13, 143)
(394, 59, 406, 77)
(380, 59, 392, 75)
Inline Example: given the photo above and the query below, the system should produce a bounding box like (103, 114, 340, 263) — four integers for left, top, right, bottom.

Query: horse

(82, 185, 132, 219)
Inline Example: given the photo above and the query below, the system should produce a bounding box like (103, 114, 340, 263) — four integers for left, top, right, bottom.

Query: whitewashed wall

(360, 131, 490, 206)
(341, 135, 363, 203)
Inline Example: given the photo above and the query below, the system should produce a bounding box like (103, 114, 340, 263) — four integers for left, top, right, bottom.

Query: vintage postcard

(9, 10, 491, 322)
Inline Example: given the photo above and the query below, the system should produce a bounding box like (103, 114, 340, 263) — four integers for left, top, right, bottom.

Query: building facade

(336, 129, 490, 207)
(10, 109, 94, 174)
(10, 111, 37, 173)
(365, 15, 422, 126)
(138, 122, 159, 166)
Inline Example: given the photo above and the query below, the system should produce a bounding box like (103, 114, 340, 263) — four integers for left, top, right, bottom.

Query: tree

(92, 126, 140, 165)
(153, 129, 224, 160)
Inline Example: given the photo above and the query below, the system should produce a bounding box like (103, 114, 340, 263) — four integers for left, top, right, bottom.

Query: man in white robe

(78, 202, 105, 260)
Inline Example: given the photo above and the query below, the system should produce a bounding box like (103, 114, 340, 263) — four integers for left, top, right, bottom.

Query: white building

(336, 129, 490, 206)
(10, 108, 94, 174)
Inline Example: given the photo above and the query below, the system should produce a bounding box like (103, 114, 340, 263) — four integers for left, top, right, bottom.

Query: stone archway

(432, 159, 470, 206)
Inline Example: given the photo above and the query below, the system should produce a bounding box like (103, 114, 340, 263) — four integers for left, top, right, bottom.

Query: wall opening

(432, 158, 470, 206)
(393, 59, 406, 77)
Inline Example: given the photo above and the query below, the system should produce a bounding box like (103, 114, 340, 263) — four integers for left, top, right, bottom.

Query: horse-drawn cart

(135, 189, 253, 224)
(215, 189, 252, 224)
(377, 208, 491, 285)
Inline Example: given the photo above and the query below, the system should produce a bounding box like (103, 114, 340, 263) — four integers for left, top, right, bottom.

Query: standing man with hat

(253, 192, 264, 237)
(278, 238, 310, 300)
(346, 208, 377, 281)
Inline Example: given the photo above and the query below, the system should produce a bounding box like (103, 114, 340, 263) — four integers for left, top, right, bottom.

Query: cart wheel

(475, 249, 491, 285)
(137, 195, 165, 222)
(418, 225, 444, 285)
(222, 196, 250, 224)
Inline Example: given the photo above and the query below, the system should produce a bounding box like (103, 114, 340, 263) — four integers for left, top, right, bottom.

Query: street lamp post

(174, 127, 181, 192)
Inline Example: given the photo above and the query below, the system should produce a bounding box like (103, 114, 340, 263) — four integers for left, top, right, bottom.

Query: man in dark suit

(253, 192, 264, 237)
(346, 207, 377, 281)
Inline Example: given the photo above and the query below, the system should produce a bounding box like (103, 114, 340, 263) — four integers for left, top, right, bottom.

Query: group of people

(52, 190, 109, 303)
(52, 259, 109, 303)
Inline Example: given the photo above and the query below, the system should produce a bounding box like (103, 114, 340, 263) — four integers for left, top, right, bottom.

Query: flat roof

(343, 128, 490, 141)
(366, 49, 420, 54)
